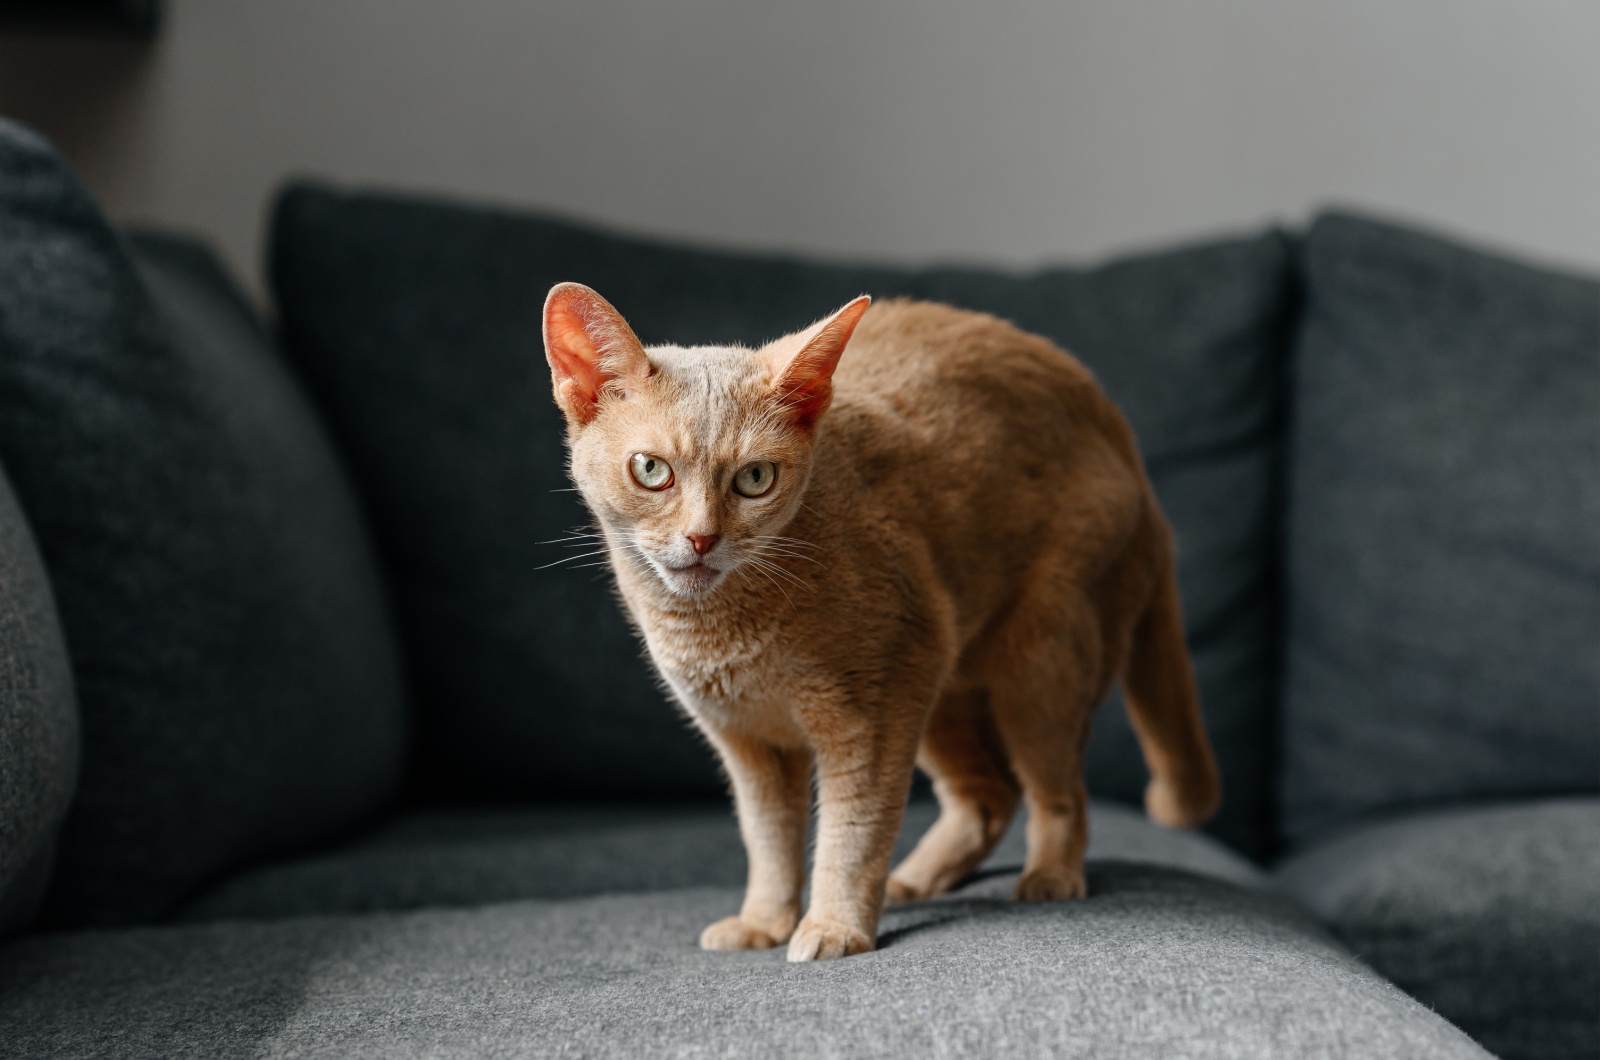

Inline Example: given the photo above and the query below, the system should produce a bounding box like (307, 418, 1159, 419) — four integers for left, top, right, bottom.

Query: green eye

(629, 453, 673, 490)
(733, 460, 777, 498)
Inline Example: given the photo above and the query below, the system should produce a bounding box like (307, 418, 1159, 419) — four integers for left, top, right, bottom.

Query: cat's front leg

(698, 726, 813, 951)
(788, 714, 923, 962)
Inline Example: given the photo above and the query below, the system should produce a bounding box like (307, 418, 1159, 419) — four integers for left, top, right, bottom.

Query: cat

(543, 282, 1221, 962)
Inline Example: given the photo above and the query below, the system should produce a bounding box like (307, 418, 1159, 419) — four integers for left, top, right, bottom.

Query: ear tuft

(543, 283, 648, 426)
(766, 295, 871, 431)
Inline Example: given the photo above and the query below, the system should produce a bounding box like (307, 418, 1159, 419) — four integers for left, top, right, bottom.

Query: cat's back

(831, 298, 1110, 452)
(816, 297, 1146, 617)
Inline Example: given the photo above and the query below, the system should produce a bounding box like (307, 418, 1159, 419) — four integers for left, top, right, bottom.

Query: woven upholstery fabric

(0, 465, 76, 937)
(181, 799, 1263, 922)
(0, 122, 409, 927)
(4, 866, 1488, 1058)
(1281, 212, 1600, 843)
(1277, 798, 1600, 1060)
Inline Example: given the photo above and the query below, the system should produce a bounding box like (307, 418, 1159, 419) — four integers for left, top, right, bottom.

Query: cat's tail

(1120, 552, 1222, 830)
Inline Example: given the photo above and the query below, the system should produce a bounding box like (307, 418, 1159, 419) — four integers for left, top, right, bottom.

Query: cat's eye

(629, 453, 673, 491)
(733, 460, 777, 498)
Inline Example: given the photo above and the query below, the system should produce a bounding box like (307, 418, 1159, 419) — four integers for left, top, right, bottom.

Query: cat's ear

(543, 282, 651, 426)
(766, 295, 872, 431)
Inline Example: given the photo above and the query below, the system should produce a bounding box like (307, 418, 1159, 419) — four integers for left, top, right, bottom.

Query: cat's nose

(687, 533, 721, 556)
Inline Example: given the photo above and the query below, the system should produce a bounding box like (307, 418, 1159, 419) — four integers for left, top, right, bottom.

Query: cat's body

(544, 287, 1220, 962)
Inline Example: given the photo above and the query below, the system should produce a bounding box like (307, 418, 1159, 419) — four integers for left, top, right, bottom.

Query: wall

(2, 0, 1597, 300)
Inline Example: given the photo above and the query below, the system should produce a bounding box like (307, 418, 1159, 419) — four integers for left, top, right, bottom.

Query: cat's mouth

(660, 560, 725, 595)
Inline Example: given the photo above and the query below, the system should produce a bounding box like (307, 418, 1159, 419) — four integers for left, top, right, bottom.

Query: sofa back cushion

(271, 184, 1293, 856)
(0, 465, 77, 937)
(0, 122, 410, 927)
(1281, 212, 1600, 844)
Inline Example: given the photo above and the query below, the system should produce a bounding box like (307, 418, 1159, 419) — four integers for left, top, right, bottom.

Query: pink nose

(687, 533, 721, 556)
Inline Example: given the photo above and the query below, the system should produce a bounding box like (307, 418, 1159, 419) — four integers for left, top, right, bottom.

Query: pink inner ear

(547, 303, 606, 413)
(774, 359, 834, 429)
(544, 284, 640, 425)
(772, 295, 871, 430)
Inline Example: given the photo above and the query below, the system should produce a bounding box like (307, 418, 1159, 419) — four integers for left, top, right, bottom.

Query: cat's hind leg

(886, 682, 1019, 903)
(983, 598, 1101, 903)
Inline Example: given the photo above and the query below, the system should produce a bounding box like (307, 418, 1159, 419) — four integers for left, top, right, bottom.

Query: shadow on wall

(0, 32, 156, 195)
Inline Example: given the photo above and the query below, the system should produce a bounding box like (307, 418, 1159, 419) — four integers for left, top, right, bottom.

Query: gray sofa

(0, 118, 1594, 1059)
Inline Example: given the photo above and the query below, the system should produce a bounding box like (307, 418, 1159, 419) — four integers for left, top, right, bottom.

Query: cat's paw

(1013, 868, 1087, 902)
(1145, 775, 1220, 830)
(699, 915, 790, 951)
(785, 915, 874, 962)
(884, 876, 927, 905)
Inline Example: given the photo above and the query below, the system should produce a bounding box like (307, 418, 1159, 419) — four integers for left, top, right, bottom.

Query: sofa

(0, 117, 1594, 1059)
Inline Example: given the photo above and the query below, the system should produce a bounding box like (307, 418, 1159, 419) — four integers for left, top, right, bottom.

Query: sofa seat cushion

(182, 799, 1261, 922)
(1275, 797, 1600, 1060)
(3, 870, 1488, 1058)
(272, 184, 1294, 857)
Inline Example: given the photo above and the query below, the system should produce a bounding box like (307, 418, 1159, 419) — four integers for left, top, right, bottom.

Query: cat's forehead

(640, 343, 773, 439)
(580, 339, 808, 473)
(646, 343, 765, 388)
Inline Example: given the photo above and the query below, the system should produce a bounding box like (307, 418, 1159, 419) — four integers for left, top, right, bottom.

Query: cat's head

(543, 282, 870, 598)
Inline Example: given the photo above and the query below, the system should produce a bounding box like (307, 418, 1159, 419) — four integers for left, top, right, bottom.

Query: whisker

(747, 544, 820, 568)
(754, 554, 824, 572)
(744, 555, 812, 594)
(765, 568, 812, 594)
(745, 563, 800, 605)
(751, 545, 825, 566)
(752, 541, 825, 557)
(750, 535, 824, 563)
(740, 561, 797, 610)
(533, 548, 612, 571)
(538, 533, 607, 546)
(538, 522, 606, 544)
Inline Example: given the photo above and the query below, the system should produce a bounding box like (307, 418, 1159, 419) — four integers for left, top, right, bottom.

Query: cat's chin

(658, 561, 726, 596)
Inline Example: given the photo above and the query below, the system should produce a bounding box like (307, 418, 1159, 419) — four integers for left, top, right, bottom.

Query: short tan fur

(544, 285, 1221, 962)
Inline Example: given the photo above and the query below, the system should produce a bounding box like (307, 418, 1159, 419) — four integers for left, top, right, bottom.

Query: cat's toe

(785, 915, 874, 961)
(699, 915, 787, 951)
(1013, 868, 1087, 902)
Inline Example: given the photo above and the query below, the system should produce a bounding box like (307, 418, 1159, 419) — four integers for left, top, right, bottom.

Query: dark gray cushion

(180, 799, 1262, 922)
(1282, 212, 1600, 843)
(0, 121, 410, 927)
(5, 871, 1488, 1057)
(0, 466, 76, 937)
(1276, 798, 1600, 1060)
(271, 183, 1293, 857)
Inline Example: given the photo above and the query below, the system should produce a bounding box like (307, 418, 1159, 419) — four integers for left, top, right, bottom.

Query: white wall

(3, 0, 1597, 300)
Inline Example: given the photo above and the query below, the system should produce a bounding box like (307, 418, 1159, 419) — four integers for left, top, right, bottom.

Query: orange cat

(544, 284, 1221, 961)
